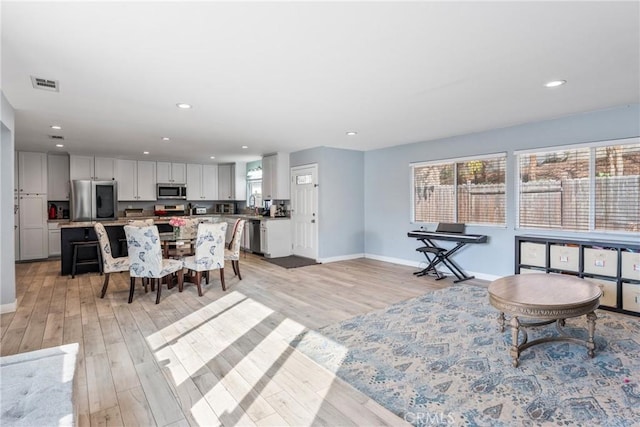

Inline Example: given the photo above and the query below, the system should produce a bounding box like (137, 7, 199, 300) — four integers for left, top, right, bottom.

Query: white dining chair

(94, 222, 130, 298)
(124, 224, 183, 304)
(182, 222, 228, 294)
(225, 219, 246, 280)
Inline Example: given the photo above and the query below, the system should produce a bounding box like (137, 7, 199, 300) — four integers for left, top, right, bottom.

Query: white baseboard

(1, 299, 17, 314)
(364, 253, 421, 268)
(364, 253, 500, 282)
(318, 253, 365, 264)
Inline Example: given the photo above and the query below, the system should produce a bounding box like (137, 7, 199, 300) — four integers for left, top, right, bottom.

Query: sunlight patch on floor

(148, 291, 274, 387)
(145, 290, 350, 425)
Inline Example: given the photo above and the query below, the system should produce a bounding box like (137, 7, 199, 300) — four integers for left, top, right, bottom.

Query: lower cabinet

(516, 235, 640, 317)
(48, 223, 61, 257)
(261, 219, 291, 258)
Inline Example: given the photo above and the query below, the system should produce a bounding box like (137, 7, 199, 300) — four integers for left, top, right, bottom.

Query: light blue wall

(1, 92, 16, 312)
(364, 104, 640, 278)
(290, 147, 365, 259)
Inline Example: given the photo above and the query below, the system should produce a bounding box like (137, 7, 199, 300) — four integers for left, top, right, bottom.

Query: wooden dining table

(159, 232, 196, 258)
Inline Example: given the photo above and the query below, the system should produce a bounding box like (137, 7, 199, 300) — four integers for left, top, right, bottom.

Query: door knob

(311, 219, 316, 223)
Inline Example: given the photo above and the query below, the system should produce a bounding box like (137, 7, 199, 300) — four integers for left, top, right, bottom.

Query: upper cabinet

(262, 152, 290, 200)
(115, 159, 156, 201)
(218, 162, 246, 201)
(186, 164, 218, 201)
(47, 154, 70, 201)
(18, 152, 47, 194)
(70, 155, 116, 180)
(157, 162, 186, 184)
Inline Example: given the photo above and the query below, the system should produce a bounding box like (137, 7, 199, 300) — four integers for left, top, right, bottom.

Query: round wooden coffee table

(488, 273, 602, 367)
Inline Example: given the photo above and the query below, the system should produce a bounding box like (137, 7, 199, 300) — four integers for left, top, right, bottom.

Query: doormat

(263, 255, 320, 269)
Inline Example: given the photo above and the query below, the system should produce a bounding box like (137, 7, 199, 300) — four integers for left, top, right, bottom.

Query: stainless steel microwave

(157, 184, 187, 200)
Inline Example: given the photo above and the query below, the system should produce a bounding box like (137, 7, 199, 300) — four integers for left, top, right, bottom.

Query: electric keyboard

(407, 230, 488, 244)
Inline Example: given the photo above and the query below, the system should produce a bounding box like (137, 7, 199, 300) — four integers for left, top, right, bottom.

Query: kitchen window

(517, 138, 640, 233)
(247, 166, 263, 207)
(411, 153, 507, 226)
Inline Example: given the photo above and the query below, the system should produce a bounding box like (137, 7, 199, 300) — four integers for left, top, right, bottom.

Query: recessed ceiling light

(346, 131, 358, 136)
(161, 137, 170, 141)
(210, 156, 215, 159)
(55, 144, 64, 148)
(544, 80, 567, 88)
(50, 125, 62, 130)
(143, 151, 149, 155)
(176, 103, 192, 109)
(241, 145, 248, 149)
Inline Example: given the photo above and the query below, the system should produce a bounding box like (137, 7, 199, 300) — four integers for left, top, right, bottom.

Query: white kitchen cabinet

(69, 155, 93, 180)
(48, 222, 61, 256)
(70, 155, 116, 180)
(115, 159, 157, 201)
(202, 165, 219, 200)
(19, 194, 48, 260)
(187, 164, 218, 201)
(18, 151, 47, 194)
(136, 161, 157, 200)
(94, 157, 116, 180)
(218, 162, 246, 201)
(262, 152, 290, 200)
(260, 219, 291, 258)
(47, 154, 70, 201)
(157, 162, 186, 184)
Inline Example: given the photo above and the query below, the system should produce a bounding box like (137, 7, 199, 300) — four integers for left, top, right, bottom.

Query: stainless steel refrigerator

(70, 180, 118, 221)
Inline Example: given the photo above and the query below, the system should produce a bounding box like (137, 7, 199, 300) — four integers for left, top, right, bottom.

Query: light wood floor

(2, 254, 485, 426)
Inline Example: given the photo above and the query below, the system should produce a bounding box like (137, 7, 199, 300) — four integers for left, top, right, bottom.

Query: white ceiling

(2, 1, 639, 164)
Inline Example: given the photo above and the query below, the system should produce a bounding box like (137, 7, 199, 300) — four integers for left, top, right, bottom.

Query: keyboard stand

(414, 246, 446, 280)
(413, 238, 475, 283)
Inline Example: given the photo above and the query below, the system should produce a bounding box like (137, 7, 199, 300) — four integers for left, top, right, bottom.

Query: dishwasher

(248, 219, 262, 254)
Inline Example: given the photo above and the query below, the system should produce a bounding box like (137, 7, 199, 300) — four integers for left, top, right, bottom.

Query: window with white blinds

(412, 154, 506, 225)
(518, 139, 640, 233)
(595, 144, 640, 232)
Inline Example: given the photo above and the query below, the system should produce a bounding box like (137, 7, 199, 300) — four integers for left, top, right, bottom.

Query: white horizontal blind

(519, 147, 591, 231)
(413, 163, 455, 223)
(413, 154, 506, 225)
(456, 157, 506, 225)
(594, 143, 640, 232)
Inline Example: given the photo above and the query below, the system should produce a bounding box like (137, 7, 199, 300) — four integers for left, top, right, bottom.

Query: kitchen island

(58, 214, 290, 275)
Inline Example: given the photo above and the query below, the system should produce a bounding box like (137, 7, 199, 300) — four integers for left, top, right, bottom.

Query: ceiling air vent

(48, 135, 65, 140)
(31, 76, 59, 92)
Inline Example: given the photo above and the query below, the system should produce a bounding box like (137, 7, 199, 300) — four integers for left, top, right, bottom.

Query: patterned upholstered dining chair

(224, 219, 246, 280)
(179, 218, 200, 239)
(124, 224, 183, 304)
(182, 222, 228, 294)
(127, 218, 155, 226)
(94, 222, 130, 298)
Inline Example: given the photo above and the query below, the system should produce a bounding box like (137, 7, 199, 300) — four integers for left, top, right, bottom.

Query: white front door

(291, 164, 318, 260)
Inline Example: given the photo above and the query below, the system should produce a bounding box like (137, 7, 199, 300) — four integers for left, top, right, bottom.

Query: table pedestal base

(498, 312, 597, 367)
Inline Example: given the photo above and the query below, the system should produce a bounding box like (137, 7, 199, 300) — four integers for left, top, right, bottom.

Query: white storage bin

(584, 247, 618, 277)
(550, 244, 579, 272)
(622, 282, 640, 314)
(621, 251, 640, 281)
(586, 278, 617, 308)
(520, 242, 546, 267)
(519, 267, 545, 275)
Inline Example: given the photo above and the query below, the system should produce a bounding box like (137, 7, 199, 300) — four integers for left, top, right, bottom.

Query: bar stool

(71, 240, 103, 278)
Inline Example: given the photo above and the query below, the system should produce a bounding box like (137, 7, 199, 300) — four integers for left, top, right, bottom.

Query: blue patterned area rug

(290, 285, 640, 426)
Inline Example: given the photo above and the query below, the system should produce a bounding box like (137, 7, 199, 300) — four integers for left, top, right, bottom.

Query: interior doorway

(290, 164, 318, 260)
